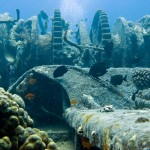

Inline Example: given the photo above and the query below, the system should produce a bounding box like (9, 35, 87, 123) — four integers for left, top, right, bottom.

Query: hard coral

(132, 70, 150, 89)
(0, 87, 33, 138)
(19, 134, 46, 150)
(47, 142, 58, 150)
(0, 136, 11, 150)
(0, 88, 58, 150)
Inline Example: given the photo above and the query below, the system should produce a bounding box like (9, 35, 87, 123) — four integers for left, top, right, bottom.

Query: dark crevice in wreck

(9, 70, 71, 127)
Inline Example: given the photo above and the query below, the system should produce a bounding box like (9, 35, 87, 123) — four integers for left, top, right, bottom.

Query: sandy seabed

(57, 140, 75, 150)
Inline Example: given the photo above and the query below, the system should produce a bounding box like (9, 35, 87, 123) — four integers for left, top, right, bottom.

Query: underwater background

(1, 0, 150, 29)
(0, 0, 150, 150)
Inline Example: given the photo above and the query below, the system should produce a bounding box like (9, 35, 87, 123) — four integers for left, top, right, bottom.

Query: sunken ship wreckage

(0, 8, 150, 150)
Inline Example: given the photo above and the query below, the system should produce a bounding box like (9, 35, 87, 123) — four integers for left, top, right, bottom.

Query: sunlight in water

(60, 0, 84, 26)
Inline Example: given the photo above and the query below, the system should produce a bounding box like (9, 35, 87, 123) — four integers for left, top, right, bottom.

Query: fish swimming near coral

(53, 66, 68, 78)
(88, 62, 108, 78)
(110, 75, 127, 86)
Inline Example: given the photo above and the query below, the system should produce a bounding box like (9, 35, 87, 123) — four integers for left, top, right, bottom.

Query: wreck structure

(0, 8, 150, 150)
(0, 9, 150, 76)
(112, 16, 150, 67)
(52, 9, 64, 64)
(64, 10, 113, 68)
(76, 20, 91, 45)
(8, 65, 150, 150)
(37, 10, 48, 35)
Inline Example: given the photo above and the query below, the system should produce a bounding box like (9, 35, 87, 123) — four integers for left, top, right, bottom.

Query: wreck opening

(16, 71, 71, 126)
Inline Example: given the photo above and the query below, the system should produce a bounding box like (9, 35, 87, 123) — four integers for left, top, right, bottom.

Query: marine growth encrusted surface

(132, 69, 150, 89)
(0, 88, 58, 150)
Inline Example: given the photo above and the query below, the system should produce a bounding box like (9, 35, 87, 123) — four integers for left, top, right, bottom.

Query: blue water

(0, 0, 150, 30)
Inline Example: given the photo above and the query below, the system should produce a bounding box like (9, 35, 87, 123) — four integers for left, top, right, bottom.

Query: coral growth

(102, 105, 114, 112)
(0, 88, 58, 150)
(132, 70, 150, 89)
(0, 136, 12, 150)
(135, 117, 149, 123)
